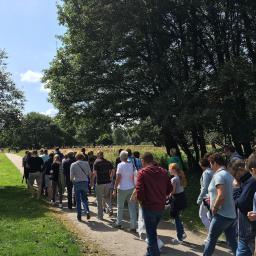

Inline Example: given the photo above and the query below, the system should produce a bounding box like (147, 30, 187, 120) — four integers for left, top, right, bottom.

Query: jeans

(116, 188, 137, 229)
(142, 208, 163, 256)
(175, 215, 184, 241)
(74, 181, 89, 218)
(199, 202, 211, 231)
(95, 183, 112, 219)
(237, 239, 255, 256)
(204, 214, 237, 256)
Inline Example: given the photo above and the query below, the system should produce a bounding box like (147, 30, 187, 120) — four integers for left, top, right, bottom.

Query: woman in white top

(113, 150, 137, 231)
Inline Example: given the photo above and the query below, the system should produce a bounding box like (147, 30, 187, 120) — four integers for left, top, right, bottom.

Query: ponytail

(169, 163, 187, 188)
(178, 169, 187, 188)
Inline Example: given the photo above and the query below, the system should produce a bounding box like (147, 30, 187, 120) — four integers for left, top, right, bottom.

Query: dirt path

(5, 153, 232, 256)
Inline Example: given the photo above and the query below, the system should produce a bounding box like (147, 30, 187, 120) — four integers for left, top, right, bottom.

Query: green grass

(0, 153, 83, 256)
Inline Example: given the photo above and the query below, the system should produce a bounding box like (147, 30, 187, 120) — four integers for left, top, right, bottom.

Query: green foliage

(112, 127, 130, 145)
(0, 49, 24, 131)
(43, 0, 256, 169)
(0, 112, 76, 148)
(96, 133, 113, 145)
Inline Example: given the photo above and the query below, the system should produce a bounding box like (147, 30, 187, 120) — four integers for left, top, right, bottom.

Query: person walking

(136, 152, 172, 256)
(70, 153, 91, 221)
(247, 152, 256, 255)
(63, 151, 76, 209)
(169, 163, 187, 244)
(133, 151, 143, 170)
(224, 145, 242, 164)
(203, 153, 237, 256)
(113, 150, 137, 231)
(88, 151, 96, 194)
(50, 154, 63, 207)
(167, 148, 183, 170)
(42, 152, 54, 197)
(230, 160, 256, 255)
(197, 158, 214, 231)
(91, 151, 115, 220)
(22, 151, 31, 185)
(27, 150, 44, 199)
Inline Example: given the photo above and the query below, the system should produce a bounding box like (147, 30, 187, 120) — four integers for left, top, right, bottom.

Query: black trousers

(67, 182, 74, 209)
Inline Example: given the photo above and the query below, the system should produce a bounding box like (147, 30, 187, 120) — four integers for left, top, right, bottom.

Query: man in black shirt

(81, 148, 89, 161)
(63, 151, 75, 209)
(91, 151, 115, 220)
(27, 150, 44, 199)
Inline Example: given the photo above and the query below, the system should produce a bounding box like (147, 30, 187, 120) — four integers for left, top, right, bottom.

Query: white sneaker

(182, 232, 187, 240)
(172, 238, 183, 245)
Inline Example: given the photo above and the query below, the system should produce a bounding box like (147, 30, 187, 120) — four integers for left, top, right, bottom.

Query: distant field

(17, 145, 169, 167)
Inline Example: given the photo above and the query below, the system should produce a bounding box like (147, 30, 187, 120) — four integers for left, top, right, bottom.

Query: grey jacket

(70, 160, 91, 183)
(197, 168, 214, 205)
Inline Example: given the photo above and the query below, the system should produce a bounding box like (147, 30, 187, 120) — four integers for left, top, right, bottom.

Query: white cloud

(20, 70, 43, 83)
(40, 83, 50, 93)
(41, 108, 58, 117)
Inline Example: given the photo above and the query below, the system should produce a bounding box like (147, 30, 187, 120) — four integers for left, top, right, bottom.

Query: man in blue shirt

(230, 160, 256, 256)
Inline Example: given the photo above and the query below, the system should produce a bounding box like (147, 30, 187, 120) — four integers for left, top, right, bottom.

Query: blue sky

(0, 0, 64, 116)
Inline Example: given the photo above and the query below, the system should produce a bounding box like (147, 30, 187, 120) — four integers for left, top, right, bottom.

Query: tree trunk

(242, 142, 252, 158)
(178, 133, 201, 173)
(233, 139, 243, 156)
(192, 128, 200, 162)
(198, 127, 207, 158)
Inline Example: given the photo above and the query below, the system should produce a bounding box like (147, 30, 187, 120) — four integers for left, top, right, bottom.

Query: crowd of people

(21, 145, 256, 256)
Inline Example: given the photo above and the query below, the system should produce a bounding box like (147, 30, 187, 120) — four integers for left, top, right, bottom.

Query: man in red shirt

(136, 152, 172, 256)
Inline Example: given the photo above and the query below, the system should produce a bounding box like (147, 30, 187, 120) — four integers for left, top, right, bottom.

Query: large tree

(0, 50, 24, 130)
(44, 0, 256, 169)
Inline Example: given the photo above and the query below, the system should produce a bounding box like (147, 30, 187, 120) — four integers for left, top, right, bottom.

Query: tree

(44, 0, 256, 170)
(75, 118, 112, 146)
(112, 127, 130, 145)
(96, 133, 113, 146)
(0, 50, 24, 130)
(7, 112, 76, 148)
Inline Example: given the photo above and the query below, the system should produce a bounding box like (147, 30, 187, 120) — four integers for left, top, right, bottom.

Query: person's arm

(166, 176, 173, 195)
(135, 171, 144, 204)
(236, 184, 256, 213)
(109, 162, 115, 178)
(91, 170, 96, 188)
(170, 178, 177, 196)
(112, 174, 121, 197)
(212, 184, 225, 215)
(110, 169, 115, 178)
(197, 172, 211, 205)
(70, 164, 74, 182)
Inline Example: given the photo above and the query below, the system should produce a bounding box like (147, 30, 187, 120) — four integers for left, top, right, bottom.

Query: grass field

(0, 153, 105, 256)
(15, 145, 204, 232)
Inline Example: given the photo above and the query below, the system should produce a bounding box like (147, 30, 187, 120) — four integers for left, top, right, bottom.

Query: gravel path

(5, 153, 232, 256)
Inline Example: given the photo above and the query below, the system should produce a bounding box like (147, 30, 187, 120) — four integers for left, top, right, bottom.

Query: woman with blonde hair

(169, 163, 187, 244)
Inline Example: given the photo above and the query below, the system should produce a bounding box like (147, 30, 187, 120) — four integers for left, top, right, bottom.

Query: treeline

(43, 0, 256, 170)
(0, 112, 163, 148)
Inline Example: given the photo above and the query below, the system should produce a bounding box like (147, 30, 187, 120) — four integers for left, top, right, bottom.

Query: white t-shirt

(116, 161, 135, 190)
